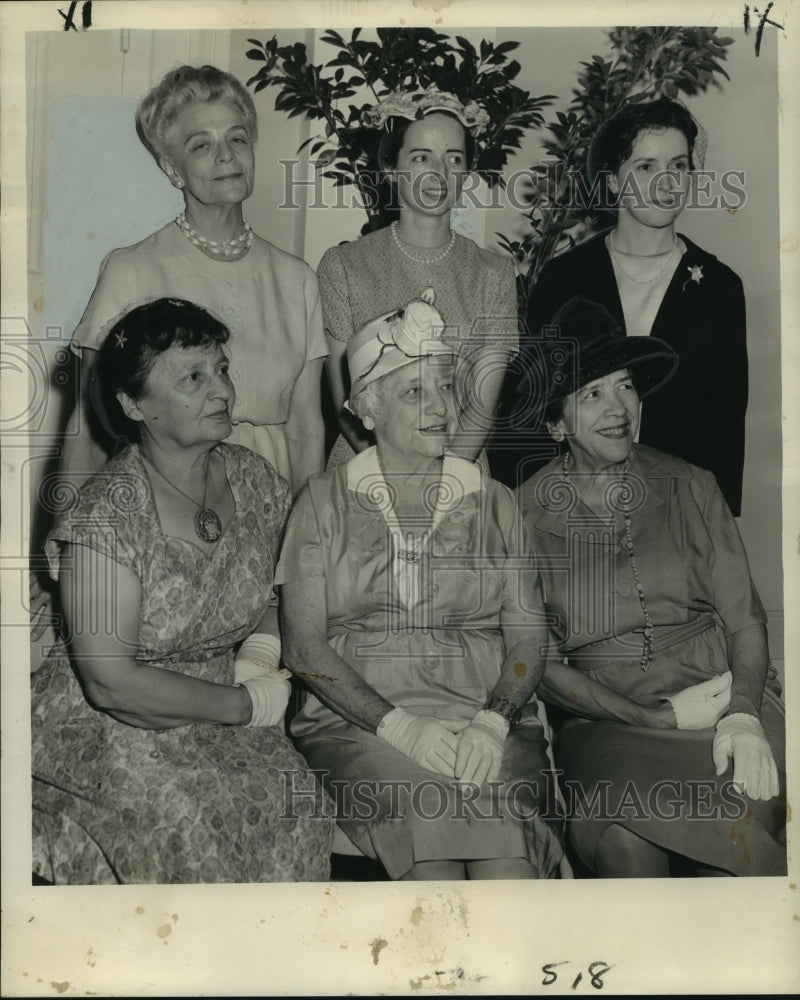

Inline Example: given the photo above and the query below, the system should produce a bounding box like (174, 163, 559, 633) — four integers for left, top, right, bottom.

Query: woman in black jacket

(518, 99, 747, 515)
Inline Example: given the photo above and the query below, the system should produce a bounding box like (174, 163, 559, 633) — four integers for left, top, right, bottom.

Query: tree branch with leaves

(245, 28, 555, 235)
(496, 26, 735, 305)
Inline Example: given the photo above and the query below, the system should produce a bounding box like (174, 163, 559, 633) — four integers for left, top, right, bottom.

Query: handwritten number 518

(542, 961, 613, 990)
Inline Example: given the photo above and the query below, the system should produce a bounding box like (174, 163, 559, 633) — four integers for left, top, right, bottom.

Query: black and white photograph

(2, 0, 798, 994)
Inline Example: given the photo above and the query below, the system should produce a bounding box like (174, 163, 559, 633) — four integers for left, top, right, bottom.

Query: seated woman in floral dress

(31, 298, 333, 884)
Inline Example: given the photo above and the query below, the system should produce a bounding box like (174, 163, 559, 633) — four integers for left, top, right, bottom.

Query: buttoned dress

(517, 445, 785, 875)
(276, 448, 564, 879)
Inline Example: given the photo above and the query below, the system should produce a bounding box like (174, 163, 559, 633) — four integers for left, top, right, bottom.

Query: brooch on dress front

(682, 264, 704, 290)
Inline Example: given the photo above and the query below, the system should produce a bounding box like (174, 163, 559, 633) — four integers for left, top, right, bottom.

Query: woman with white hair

(277, 288, 564, 882)
(59, 64, 327, 496)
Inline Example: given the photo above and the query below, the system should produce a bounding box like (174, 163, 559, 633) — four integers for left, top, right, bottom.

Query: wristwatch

(483, 695, 523, 729)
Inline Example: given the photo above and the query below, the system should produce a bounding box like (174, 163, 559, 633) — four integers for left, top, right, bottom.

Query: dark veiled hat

(537, 296, 679, 408)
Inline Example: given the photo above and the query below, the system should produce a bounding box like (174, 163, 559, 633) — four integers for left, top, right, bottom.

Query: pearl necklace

(562, 453, 654, 670)
(390, 221, 456, 264)
(607, 231, 679, 286)
(176, 212, 253, 258)
(140, 450, 223, 544)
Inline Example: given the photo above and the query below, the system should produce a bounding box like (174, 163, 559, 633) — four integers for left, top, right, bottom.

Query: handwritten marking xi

(58, 0, 92, 31)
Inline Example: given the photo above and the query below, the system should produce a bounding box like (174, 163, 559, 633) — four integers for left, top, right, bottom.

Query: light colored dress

(31, 443, 334, 884)
(317, 226, 519, 467)
(517, 445, 785, 875)
(276, 447, 564, 879)
(71, 222, 328, 484)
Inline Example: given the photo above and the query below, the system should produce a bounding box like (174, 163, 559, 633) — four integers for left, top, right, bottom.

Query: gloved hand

(664, 672, 732, 730)
(234, 633, 290, 683)
(454, 709, 510, 785)
(377, 707, 458, 777)
(239, 673, 291, 727)
(712, 712, 779, 801)
(235, 633, 291, 727)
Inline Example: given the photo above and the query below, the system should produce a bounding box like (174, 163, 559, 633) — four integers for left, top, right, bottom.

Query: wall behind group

(27, 23, 784, 670)
(231, 25, 783, 660)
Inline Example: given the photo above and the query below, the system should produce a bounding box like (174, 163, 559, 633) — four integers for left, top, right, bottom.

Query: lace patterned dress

(31, 443, 333, 884)
(317, 226, 519, 469)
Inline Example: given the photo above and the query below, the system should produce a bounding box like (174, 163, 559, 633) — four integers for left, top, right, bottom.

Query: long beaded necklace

(607, 231, 679, 286)
(140, 450, 223, 544)
(176, 212, 253, 259)
(390, 221, 456, 264)
(562, 453, 654, 670)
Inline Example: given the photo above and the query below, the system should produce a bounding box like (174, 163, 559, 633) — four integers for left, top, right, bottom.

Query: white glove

(234, 633, 284, 683)
(664, 672, 732, 730)
(235, 633, 291, 727)
(377, 707, 458, 777)
(713, 712, 779, 801)
(455, 709, 509, 785)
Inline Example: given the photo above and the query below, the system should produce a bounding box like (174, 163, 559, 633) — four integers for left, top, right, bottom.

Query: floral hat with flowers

(361, 84, 491, 137)
(347, 287, 457, 395)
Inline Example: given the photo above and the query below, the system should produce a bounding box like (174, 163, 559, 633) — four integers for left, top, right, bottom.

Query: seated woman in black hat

(516, 296, 785, 878)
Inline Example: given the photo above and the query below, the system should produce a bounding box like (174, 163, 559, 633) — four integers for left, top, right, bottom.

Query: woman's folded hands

(377, 706, 511, 786)
(663, 672, 732, 730)
(377, 707, 459, 776)
(454, 709, 510, 785)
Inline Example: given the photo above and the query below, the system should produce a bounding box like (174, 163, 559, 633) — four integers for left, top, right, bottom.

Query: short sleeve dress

(31, 443, 334, 885)
(275, 447, 564, 880)
(517, 445, 785, 875)
(71, 223, 328, 485)
(317, 226, 519, 468)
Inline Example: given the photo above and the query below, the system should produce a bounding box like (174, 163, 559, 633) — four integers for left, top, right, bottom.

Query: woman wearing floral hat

(319, 87, 519, 472)
(519, 99, 748, 515)
(278, 289, 564, 882)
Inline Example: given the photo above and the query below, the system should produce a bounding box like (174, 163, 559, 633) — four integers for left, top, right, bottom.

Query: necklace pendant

(194, 506, 223, 543)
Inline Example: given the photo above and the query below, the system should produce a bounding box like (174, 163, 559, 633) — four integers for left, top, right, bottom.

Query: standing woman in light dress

(522, 99, 747, 515)
(59, 64, 327, 496)
(318, 87, 519, 471)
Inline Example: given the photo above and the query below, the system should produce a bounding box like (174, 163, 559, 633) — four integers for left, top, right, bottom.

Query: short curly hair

(93, 298, 230, 443)
(589, 98, 698, 178)
(135, 64, 258, 165)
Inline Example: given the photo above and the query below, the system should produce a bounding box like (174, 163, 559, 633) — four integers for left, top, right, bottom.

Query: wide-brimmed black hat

(536, 296, 679, 411)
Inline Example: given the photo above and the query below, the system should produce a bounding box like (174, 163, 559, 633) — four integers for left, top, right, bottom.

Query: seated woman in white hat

(277, 288, 564, 881)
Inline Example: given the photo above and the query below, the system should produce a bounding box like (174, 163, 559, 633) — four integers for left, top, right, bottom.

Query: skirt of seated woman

(295, 700, 565, 880)
(556, 689, 786, 877)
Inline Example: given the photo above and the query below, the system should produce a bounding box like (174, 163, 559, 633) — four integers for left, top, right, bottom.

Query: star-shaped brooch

(115, 331, 127, 348)
(682, 265, 703, 290)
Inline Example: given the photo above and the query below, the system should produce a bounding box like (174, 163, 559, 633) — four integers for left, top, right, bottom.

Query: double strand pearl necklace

(562, 453, 654, 670)
(176, 212, 253, 259)
(390, 221, 456, 265)
(608, 230, 679, 286)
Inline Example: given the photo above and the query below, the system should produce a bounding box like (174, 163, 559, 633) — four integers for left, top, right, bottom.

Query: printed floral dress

(31, 443, 333, 884)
